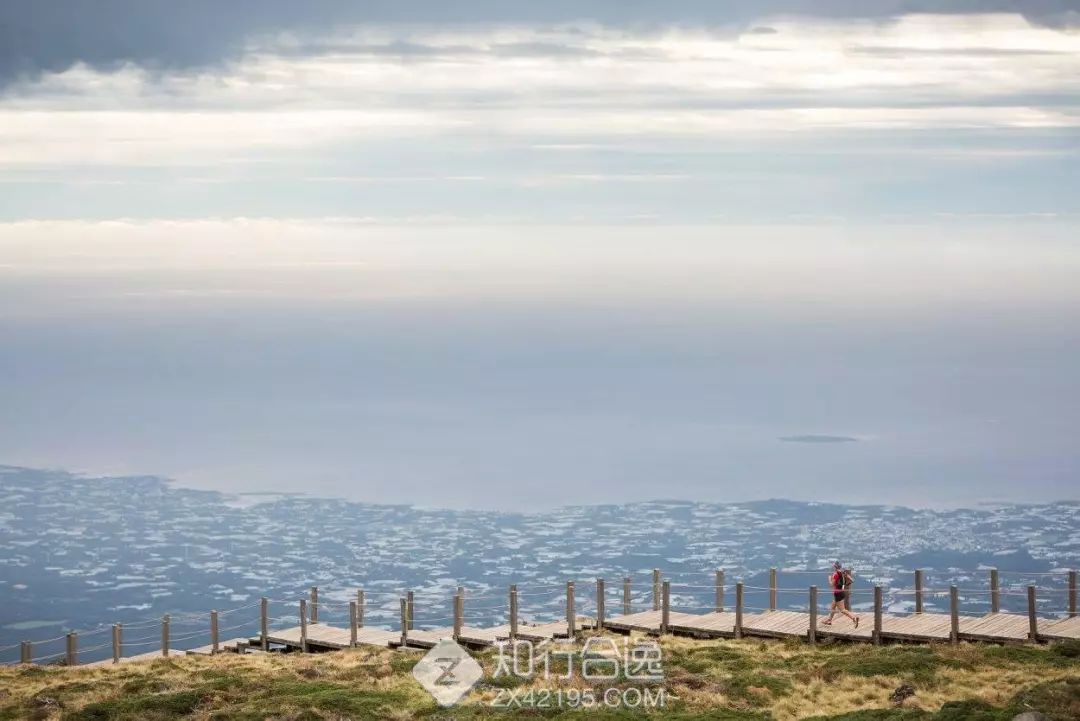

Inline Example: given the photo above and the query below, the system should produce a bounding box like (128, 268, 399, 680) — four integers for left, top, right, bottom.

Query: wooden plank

(743, 611, 810, 640)
(818, 612, 879, 641)
(513, 617, 592, 642)
(266, 624, 398, 649)
(1041, 616, 1080, 641)
(457, 624, 512, 647)
(663, 611, 710, 636)
(391, 627, 454, 650)
(669, 611, 737, 638)
(959, 613, 1030, 642)
(880, 612, 955, 642)
(351, 628, 401, 648)
(604, 610, 663, 633)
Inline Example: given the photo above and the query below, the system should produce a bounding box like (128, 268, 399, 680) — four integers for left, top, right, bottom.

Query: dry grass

(0, 635, 1076, 720)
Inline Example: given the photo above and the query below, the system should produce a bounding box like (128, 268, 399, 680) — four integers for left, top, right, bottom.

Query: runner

(821, 561, 859, 627)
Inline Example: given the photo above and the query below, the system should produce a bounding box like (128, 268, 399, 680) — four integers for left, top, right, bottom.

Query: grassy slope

(0, 635, 1077, 721)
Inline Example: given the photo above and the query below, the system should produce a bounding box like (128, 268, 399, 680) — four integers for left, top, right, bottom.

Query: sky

(0, 2, 1078, 509)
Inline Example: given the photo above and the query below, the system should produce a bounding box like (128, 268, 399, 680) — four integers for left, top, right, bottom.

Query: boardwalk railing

(2, 567, 1077, 666)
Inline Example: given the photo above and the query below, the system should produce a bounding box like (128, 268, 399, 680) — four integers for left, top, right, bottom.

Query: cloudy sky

(1, 2, 1078, 508)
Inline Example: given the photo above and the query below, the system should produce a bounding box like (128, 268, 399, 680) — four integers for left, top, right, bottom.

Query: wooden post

(299, 599, 308, 652)
(211, 610, 219, 654)
(1027, 585, 1038, 641)
(357, 589, 365, 628)
(990, 569, 1000, 614)
(406, 590, 415, 631)
(808, 586, 817, 644)
(453, 594, 463, 640)
(349, 601, 358, 647)
(509, 585, 518, 640)
(112, 624, 121, 663)
(161, 614, 170, 657)
(596, 578, 605, 631)
(914, 569, 924, 614)
(20, 641, 31, 664)
(1069, 570, 1077, 618)
(769, 568, 778, 611)
(716, 570, 725, 612)
(661, 580, 671, 634)
(735, 582, 744, 639)
(260, 597, 269, 651)
(873, 586, 883, 645)
(566, 581, 576, 639)
(949, 586, 959, 644)
(652, 569, 661, 611)
(310, 587, 318, 623)
(399, 597, 408, 647)
(65, 632, 77, 666)
(623, 577, 631, 615)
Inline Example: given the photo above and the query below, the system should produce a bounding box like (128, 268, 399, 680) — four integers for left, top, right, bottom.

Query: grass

(0, 636, 1075, 720)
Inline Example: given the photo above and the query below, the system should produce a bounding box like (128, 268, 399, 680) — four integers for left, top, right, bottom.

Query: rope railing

(515, 589, 568, 598)
(460, 602, 510, 611)
(998, 570, 1070, 576)
(670, 603, 718, 612)
(120, 638, 167, 649)
(14, 632, 71, 646)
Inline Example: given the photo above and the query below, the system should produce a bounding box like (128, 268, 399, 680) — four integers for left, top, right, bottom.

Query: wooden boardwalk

(259, 617, 594, 654)
(31, 568, 1079, 667)
(818, 613, 881, 641)
(598, 609, 1080, 644)
(878, 612, 953, 642)
(399, 625, 513, 649)
(389, 628, 452, 650)
(670, 611, 738, 638)
(68, 608, 1080, 667)
(458, 623, 512, 647)
(745, 610, 812, 639)
(603, 610, 665, 634)
(959, 613, 1032, 643)
(1041, 616, 1080, 641)
(265, 623, 400, 650)
(511, 618, 592, 644)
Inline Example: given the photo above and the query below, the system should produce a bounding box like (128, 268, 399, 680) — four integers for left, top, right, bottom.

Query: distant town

(2, 464, 1076, 663)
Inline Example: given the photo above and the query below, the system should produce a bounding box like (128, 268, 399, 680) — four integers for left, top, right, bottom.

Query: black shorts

(833, 591, 846, 602)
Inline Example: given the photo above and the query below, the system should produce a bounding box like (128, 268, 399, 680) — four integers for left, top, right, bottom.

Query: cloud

(2, 2, 1078, 86)
(0, 108, 457, 166)
(0, 12, 1076, 223)
(779, 435, 860, 443)
(1, 14, 1077, 170)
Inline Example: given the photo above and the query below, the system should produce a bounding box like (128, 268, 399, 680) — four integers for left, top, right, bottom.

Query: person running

(821, 561, 859, 627)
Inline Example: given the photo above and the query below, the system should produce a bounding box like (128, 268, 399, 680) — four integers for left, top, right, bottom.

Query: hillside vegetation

(0, 634, 1077, 720)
